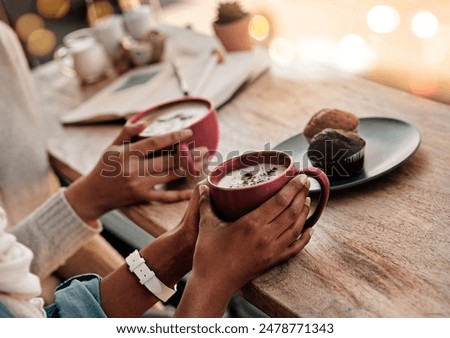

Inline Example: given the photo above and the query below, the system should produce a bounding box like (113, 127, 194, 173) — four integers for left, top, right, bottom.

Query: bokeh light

(409, 77, 438, 96)
(336, 34, 370, 73)
(367, 5, 400, 34)
(249, 15, 270, 41)
(411, 11, 439, 39)
(15, 13, 45, 42)
(269, 37, 295, 66)
(297, 37, 335, 64)
(118, 0, 141, 12)
(27, 28, 57, 57)
(87, 1, 115, 26)
(421, 38, 449, 66)
(37, 0, 71, 19)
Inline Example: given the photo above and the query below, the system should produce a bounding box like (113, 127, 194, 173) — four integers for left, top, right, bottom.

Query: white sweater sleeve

(0, 208, 46, 317)
(10, 189, 102, 279)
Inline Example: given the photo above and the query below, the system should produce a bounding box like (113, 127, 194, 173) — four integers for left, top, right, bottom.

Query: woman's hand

(101, 181, 205, 318)
(175, 175, 314, 317)
(65, 122, 206, 224)
(141, 179, 205, 265)
(168, 179, 206, 246)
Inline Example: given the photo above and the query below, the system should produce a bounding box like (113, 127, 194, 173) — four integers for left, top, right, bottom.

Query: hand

(65, 122, 206, 224)
(150, 179, 206, 256)
(195, 175, 312, 292)
(175, 175, 314, 317)
(100, 181, 206, 318)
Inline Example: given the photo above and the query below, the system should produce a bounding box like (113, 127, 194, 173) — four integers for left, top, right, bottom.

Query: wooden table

(32, 57, 450, 317)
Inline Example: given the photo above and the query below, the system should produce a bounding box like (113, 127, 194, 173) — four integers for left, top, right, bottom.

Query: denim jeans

(45, 274, 106, 318)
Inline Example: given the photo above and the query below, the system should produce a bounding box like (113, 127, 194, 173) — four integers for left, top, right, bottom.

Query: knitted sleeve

(10, 189, 102, 279)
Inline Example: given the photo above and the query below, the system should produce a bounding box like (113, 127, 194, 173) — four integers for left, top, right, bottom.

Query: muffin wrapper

(310, 146, 365, 180)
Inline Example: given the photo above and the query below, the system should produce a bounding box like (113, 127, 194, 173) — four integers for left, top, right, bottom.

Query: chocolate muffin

(304, 108, 359, 141)
(307, 128, 365, 179)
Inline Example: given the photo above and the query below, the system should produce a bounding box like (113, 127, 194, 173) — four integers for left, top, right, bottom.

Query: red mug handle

(295, 167, 330, 228)
(179, 142, 200, 177)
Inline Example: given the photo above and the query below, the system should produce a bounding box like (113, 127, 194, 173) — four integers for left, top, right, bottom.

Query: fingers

(144, 146, 210, 174)
(198, 185, 219, 227)
(121, 146, 208, 179)
(289, 226, 314, 253)
(198, 185, 212, 218)
(192, 147, 209, 172)
(276, 197, 310, 244)
(182, 180, 206, 219)
(277, 227, 314, 264)
(187, 180, 206, 203)
(245, 175, 311, 224)
(269, 185, 310, 238)
(129, 129, 193, 154)
(142, 171, 197, 202)
(144, 154, 177, 174)
(113, 122, 147, 145)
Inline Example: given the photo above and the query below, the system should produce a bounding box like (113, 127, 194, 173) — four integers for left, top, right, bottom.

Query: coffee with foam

(139, 102, 209, 137)
(217, 163, 286, 189)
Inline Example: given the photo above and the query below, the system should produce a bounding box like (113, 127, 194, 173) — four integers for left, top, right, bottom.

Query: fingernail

(305, 197, 311, 207)
(305, 177, 311, 189)
(309, 228, 314, 237)
(199, 184, 208, 195)
(199, 147, 209, 156)
(136, 121, 148, 132)
(181, 129, 193, 138)
(299, 174, 308, 185)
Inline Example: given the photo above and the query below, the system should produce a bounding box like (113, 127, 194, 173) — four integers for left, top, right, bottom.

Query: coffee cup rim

(127, 96, 214, 129)
(207, 150, 295, 191)
(127, 97, 215, 138)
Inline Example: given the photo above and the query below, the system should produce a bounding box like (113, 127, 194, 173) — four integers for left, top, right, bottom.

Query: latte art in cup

(208, 150, 330, 222)
(217, 163, 286, 188)
(139, 102, 209, 137)
(128, 97, 219, 177)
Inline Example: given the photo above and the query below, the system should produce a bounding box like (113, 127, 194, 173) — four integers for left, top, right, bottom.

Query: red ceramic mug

(207, 150, 330, 224)
(127, 97, 220, 176)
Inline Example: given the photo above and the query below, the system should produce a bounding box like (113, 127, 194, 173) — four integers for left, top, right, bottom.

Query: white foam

(139, 102, 209, 137)
(217, 164, 286, 188)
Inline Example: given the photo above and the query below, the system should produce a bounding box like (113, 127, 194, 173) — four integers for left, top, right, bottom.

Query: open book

(61, 25, 270, 125)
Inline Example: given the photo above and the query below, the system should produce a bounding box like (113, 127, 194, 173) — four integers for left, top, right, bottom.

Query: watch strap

(125, 250, 177, 302)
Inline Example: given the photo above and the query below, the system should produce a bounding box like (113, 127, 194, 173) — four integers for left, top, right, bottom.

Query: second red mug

(207, 150, 330, 224)
(127, 97, 220, 176)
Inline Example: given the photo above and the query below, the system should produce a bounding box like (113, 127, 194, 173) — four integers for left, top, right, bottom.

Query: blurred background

(1, 0, 449, 104)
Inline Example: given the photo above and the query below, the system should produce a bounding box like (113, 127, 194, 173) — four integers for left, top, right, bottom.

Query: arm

(99, 182, 202, 317)
(10, 189, 102, 279)
(175, 177, 313, 317)
(64, 124, 196, 224)
(11, 124, 203, 279)
(99, 176, 312, 318)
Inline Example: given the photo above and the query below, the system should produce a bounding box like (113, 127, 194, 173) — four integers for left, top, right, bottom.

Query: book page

(61, 25, 270, 125)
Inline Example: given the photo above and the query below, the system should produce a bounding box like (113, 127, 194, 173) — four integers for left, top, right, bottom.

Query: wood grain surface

(32, 60, 450, 317)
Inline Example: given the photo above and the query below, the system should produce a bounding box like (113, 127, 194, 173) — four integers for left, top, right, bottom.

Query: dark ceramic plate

(274, 117, 421, 192)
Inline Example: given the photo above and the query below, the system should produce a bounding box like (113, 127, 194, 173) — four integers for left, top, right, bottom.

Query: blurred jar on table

(85, 0, 125, 62)
(119, 1, 165, 67)
(85, 1, 164, 69)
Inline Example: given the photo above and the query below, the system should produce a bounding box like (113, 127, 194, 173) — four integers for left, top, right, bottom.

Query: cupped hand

(174, 175, 314, 317)
(65, 122, 207, 223)
(193, 174, 313, 296)
(168, 179, 206, 250)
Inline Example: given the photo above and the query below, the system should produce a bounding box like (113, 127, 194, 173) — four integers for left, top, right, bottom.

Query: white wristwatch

(125, 250, 177, 302)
